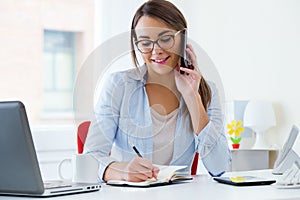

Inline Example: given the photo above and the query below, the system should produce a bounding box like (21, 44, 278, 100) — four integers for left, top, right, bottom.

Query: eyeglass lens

(136, 34, 175, 53)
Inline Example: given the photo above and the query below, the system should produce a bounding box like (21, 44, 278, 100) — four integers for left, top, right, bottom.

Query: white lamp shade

(244, 100, 276, 131)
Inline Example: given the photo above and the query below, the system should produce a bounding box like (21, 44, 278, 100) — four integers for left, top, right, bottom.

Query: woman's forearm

(183, 91, 209, 135)
(103, 162, 127, 181)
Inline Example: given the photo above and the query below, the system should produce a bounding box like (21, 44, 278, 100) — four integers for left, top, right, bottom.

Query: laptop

(0, 101, 100, 197)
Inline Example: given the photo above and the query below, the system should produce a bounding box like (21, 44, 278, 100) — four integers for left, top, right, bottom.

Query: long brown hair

(130, 0, 211, 110)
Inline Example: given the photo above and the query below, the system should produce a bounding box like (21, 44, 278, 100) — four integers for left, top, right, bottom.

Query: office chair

(77, 121, 91, 154)
(77, 121, 199, 175)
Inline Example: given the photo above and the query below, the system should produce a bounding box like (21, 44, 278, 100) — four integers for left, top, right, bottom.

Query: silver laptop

(0, 101, 100, 197)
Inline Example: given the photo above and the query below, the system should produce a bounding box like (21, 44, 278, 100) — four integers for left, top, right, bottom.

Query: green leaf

(230, 137, 242, 144)
(230, 137, 236, 144)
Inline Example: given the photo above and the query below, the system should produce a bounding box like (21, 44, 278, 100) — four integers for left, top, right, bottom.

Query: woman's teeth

(153, 57, 168, 63)
(156, 59, 164, 62)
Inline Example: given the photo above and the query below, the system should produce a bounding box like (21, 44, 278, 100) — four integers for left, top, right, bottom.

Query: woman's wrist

(183, 90, 209, 134)
(103, 162, 127, 181)
(181, 88, 201, 105)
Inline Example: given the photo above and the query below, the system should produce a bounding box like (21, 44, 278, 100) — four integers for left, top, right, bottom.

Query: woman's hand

(175, 44, 202, 97)
(103, 157, 159, 182)
(125, 157, 159, 182)
(175, 44, 209, 134)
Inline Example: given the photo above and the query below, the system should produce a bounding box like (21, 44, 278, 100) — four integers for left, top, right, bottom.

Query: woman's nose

(152, 43, 163, 54)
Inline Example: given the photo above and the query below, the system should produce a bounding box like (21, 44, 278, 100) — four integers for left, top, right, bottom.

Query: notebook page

(156, 165, 187, 180)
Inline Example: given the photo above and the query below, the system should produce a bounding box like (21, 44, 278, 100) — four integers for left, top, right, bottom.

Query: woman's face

(135, 16, 181, 75)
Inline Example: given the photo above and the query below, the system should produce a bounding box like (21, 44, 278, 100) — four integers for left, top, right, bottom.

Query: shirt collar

(127, 64, 148, 84)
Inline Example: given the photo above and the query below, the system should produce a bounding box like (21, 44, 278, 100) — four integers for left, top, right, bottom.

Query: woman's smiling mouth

(151, 56, 170, 64)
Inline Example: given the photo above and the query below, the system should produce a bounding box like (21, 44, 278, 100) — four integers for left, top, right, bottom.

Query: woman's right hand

(103, 157, 159, 182)
(125, 157, 159, 182)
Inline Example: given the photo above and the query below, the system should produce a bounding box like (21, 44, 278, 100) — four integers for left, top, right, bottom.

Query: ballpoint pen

(128, 141, 143, 157)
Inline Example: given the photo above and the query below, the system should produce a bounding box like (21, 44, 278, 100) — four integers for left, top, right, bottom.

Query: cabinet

(228, 149, 278, 171)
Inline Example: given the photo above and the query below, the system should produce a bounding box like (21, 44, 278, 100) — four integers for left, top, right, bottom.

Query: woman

(84, 0, 231, 182)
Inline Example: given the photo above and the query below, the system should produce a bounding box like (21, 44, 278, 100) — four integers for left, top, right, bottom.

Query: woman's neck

(146, 68, 177, 92)
(146, 68, 181, 115)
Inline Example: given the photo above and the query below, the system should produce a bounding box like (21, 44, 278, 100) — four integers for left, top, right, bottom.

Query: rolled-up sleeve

(83, 72, 124, 182)
(195, 82, 232, 176)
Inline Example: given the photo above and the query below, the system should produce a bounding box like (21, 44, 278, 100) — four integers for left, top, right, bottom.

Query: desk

(2, 170, 300, 200)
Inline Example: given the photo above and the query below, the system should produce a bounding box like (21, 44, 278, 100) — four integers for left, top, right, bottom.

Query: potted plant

(226, 120, 245, 149)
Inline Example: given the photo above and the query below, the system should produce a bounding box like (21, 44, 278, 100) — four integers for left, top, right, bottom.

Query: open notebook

(107, 165, 193, 187)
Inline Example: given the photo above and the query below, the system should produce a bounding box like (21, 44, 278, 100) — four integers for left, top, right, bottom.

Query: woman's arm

(177, 74, 209, 135)
(175, 44, 231, 175)
(83, 72, 126, 181)
(175, 44, 209, 134)
(84, 72, 159, 182)
(196, 82, 231, 176)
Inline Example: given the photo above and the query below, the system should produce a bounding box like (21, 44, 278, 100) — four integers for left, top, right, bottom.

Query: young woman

(84, 0, 231, 182)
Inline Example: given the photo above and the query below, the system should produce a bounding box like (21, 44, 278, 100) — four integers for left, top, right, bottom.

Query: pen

(128, 141, 143, 157)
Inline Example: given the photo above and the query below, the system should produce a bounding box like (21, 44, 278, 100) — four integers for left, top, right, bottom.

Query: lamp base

(252, 130, 269, 149)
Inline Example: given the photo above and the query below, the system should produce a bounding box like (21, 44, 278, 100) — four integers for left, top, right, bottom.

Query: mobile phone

(180, 29, 191, 74)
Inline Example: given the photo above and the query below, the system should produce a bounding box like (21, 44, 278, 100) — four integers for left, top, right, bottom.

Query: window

(43, 30, 75, 112)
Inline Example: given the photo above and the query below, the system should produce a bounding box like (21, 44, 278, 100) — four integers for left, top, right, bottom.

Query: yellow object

(230, 176, 246, 183)
(227, 120, 245, 137)
(227, 120, 245, 145)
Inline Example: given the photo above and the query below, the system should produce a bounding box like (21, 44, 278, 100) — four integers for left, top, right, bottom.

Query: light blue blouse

(84, 65, 231, 182)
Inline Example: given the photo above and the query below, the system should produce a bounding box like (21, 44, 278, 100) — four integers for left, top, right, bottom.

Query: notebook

(107, 165, 193, 187)
(0, 101, 100, 197)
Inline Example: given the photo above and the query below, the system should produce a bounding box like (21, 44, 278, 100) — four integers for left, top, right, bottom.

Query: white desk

(2, 170, 300, 200)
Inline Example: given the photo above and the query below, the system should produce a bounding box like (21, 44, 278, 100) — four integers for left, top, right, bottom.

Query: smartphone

(180, 29, 191, 74)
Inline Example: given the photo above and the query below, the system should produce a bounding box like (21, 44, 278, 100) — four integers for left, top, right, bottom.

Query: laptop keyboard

(44, 181, 73, 189)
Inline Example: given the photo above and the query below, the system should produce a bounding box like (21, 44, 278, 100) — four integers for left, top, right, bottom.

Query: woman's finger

(126, 157, 156, 181)
(152, 167, 160, 179)
(179, 67, 201, 79)
(186, 47, 197, 66)
(127, 172, 149, 182)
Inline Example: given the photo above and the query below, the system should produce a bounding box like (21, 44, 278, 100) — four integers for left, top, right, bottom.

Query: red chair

(191, 152, 199, 175)
(77, 121, 199, 175)
(77, 121, 91, 154)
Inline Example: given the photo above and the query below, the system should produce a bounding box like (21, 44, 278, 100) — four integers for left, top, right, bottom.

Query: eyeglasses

(135, 30, 182, 54)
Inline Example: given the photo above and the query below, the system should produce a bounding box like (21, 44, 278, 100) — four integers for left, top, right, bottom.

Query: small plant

(227, 120, 245, 148)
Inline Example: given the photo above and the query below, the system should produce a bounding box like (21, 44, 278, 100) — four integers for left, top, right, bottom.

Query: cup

(58, 154, 98, 183)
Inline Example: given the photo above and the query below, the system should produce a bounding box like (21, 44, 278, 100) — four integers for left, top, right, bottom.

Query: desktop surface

(2, 170, 300, 200)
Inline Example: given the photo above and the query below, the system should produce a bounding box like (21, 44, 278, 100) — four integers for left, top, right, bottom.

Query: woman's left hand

(175, 44, 202, 97)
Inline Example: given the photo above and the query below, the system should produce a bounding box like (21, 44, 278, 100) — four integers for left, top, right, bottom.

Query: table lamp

(243, 100, 276, 149)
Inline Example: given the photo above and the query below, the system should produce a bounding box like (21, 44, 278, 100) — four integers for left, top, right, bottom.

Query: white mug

(58, 154, 98, 183)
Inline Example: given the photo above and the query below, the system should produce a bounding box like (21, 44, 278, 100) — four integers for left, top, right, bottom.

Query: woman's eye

(159, 36, 172, 43)
(140, 41, 152, 47)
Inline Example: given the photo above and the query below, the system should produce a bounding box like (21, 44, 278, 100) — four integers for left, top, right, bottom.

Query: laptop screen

(0, 101, 44, 194)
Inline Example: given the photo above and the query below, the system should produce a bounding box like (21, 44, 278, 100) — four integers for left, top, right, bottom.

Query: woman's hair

(130, 0, 211, 110)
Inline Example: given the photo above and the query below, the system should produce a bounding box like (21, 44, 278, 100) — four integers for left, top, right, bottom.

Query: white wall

(36, 0, 300, 179)
(94, 0, 144, 47)
(32, 125, 77, 180)
(173, 0, 300, 152)
(93, 0, 300, 151)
